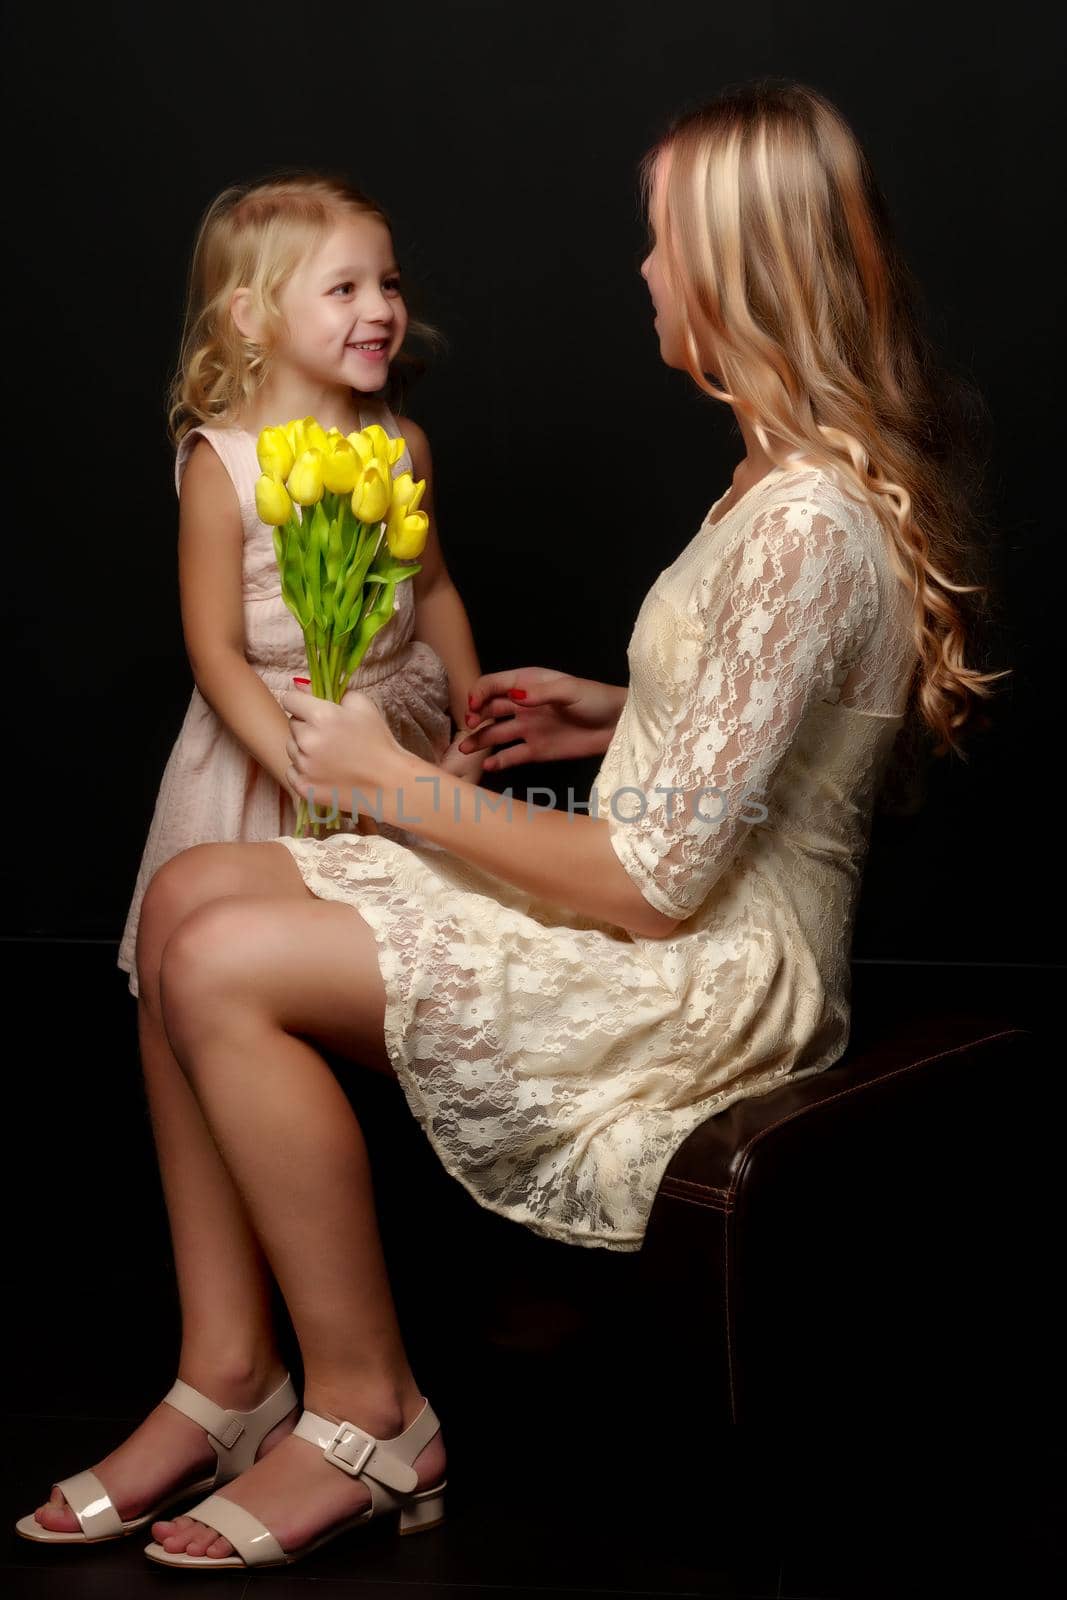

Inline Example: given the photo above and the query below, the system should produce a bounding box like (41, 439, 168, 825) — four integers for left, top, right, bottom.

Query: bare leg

(150, 891, 446, 1561)
(34, 842, 315, 1533)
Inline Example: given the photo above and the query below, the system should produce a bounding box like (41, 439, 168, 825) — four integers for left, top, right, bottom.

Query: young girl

(21, 82, 1006, 1569)
(115, 171, 489, 997)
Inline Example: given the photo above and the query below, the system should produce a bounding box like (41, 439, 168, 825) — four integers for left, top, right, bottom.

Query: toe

(160, 1514, 197, 1551)
(187, 1518, 233, 1558)
(185, 1518, 210, 1555)
(35, 1492, 79, 1533)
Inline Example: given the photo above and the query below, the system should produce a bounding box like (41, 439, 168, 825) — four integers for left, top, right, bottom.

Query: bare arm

(363, 743, 680, 940)
(396, 413, 482, 731)
(178, 438, 294, 793)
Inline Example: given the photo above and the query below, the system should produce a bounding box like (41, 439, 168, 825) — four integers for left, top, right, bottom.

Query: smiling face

(272, 211, 409, 388)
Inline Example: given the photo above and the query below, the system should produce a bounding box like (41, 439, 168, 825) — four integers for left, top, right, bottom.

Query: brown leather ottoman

(638, 1009, 1046, 1423)
(334, 998, 1053, 1442)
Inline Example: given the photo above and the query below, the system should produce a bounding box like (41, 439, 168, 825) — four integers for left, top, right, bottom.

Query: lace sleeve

(608, 499, 881, 923)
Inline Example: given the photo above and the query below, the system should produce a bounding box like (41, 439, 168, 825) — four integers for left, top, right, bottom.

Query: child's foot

(153, 1390, 446, 1561)
(32, 1365, 298, 1534)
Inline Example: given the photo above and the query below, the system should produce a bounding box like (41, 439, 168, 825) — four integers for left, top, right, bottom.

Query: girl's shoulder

(172, 399, 419, 499)
(174, 422, 255, 500)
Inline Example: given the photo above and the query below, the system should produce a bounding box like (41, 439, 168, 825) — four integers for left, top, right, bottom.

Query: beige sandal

(142, 1397, 446, 1570)
(14, 1372, 299, 1545)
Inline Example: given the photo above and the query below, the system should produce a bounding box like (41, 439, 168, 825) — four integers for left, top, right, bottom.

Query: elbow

(189, 643, 246, 691)
(603, 835, 683, 938)
(621, 892, 682, 940)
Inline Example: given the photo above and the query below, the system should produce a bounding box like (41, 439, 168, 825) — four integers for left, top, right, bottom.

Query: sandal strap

(179, 1491, 284, 1567)
(294, 1401, 439, 1495)
(162, 1379, 246, 1450)
(161, 1375, 297, 1458)
(52, 1468, 123, 1540)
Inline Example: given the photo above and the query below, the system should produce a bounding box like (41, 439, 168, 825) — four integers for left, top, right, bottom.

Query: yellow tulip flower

(387, 508, 428, 561)
(345, 429, 373, 467)
(384, 472, 428, 558)
(351, 460, 392, 524)
(256, 426, 294, 482)
(321, 437, 360, 495)
(255, 473, 293, 526)
(283, 416, 328, 460)
(286, 448, 326, 505)
(347, 423, 404, 469)
(387, 471, 425, 520)
(304, 418, 329, 453)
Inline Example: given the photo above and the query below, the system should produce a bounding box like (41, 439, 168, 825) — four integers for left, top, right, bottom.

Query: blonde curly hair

(166, 166, 447, 449)
(641, 78, 1010, 774)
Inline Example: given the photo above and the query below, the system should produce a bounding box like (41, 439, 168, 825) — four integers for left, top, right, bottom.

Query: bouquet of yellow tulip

(254, 416, 429, 839)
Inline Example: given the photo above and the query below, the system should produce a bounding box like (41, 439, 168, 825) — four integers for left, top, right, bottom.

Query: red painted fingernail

(509, 689, 527, 700)
(293, 676, 310, 684)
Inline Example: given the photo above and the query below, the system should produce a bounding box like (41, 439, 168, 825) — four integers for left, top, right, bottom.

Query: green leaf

(305, 503, 328, 628)
(344, 577, 399, 673)
(326, 504, 344, 586)
(342, 505, 362, 563)
(366, 558, 423, 584)
(283, 545, 311, 629)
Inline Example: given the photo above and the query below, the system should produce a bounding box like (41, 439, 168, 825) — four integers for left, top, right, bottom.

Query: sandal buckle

(323, 1419, 376, 1477)
(212, 1415, 244, 1451)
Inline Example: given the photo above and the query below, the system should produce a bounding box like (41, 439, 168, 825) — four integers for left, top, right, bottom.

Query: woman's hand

(458, 668, 627, 773)
(280, 681, 406, 818)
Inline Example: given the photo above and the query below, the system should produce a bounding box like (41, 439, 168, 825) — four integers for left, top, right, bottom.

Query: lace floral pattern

(276, 465, 917, 1251)
(602, 494, 881, 922)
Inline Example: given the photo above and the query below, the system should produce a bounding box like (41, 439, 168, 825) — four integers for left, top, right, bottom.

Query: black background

(2, 0, 1060, 962)
(3, 5, 1064, 1596)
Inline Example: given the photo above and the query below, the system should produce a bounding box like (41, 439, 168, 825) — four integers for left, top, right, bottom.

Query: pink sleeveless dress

(116, 397, 452, 998)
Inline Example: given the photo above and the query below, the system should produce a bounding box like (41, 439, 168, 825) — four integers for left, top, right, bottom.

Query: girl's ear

(229, 285, 263, 342)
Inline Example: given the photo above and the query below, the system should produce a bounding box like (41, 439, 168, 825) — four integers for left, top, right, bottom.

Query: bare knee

(135, 845, 231, 1004)
(158, 896, 293, 1068)
(135, 842, 302, 1003)
(157, 898, 253, 1068)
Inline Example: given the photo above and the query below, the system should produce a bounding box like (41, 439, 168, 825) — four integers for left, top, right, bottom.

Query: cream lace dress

(279, 462, 918, 1253)
(116, 397, 452, 998)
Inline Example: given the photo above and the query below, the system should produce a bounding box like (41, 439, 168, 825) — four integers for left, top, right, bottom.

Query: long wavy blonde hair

(641, 79, 1009, 773)
(166, 167, 447, 450)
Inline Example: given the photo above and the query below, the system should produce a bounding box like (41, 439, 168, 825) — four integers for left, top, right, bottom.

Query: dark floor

(4, 941, 1064, 1597)
(6, 1420, 1065, 1598)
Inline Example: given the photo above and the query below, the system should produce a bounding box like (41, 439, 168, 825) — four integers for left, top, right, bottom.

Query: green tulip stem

(356, 522, 389, 640)
(292, 622, 340, 841)
(288, 516, 394, 841)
